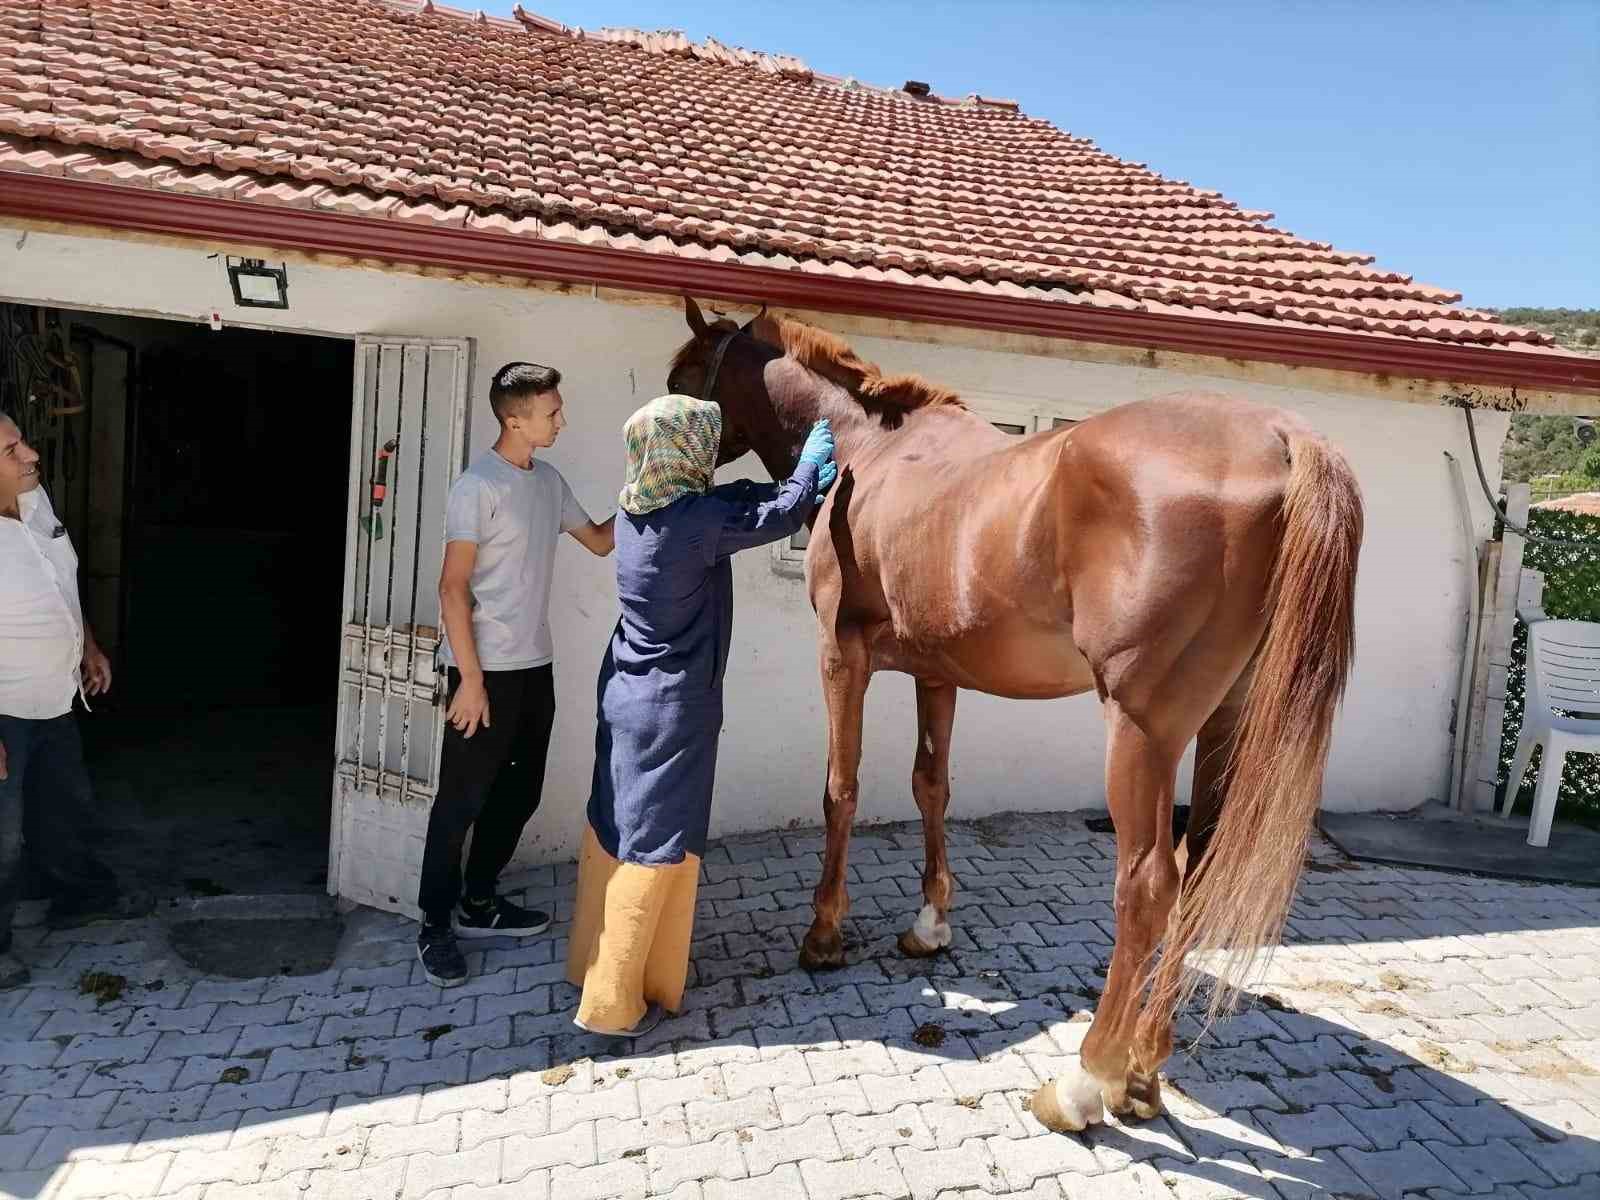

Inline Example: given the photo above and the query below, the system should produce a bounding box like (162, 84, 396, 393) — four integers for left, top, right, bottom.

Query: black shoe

(453, 895, 551, 939)
(417, 923, 468, 988)
(0, 951, 29, 990)
(47, 886, 141, 930)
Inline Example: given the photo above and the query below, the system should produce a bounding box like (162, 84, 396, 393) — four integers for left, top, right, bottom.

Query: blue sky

(490, 1, 1600, 310)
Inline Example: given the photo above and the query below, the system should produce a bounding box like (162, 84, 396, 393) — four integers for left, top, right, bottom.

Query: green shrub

(1497, 507, 1600, 824)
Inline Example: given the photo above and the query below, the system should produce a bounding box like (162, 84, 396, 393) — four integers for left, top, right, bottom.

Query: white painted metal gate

(330, 336, 473, 914)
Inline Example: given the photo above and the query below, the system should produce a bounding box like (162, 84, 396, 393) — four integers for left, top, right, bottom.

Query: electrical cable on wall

(1452, 399, 1600, 553)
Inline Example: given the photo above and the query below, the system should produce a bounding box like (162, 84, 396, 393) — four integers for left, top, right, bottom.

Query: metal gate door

(330, 336, 472, 914)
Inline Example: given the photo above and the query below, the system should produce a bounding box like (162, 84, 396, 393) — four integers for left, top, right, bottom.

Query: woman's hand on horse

(815, 459, 838, 502)
(799, 419, 834, 469)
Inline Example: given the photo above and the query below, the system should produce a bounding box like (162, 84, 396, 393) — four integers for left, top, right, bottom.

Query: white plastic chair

(1503, 618, 1600, 847)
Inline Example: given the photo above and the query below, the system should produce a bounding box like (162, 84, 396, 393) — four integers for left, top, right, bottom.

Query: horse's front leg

(899, 678, 956, 957)
(800, 631, 870, 970)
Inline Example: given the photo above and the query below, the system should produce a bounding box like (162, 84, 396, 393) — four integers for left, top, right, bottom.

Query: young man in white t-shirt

(417, 363, 615, 987)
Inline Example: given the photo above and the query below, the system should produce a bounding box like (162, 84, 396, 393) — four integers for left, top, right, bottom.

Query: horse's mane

(672, 313, 963, 414)
(768, 318, 963, 412)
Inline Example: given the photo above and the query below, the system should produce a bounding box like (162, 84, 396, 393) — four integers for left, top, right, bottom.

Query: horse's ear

(739, 304, 768, 332)
(684, 296, 709, 338)
(746, 308, 783, 349)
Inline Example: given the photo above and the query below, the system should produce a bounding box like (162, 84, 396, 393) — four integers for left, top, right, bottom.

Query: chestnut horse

(667, 299, 1362, 1132)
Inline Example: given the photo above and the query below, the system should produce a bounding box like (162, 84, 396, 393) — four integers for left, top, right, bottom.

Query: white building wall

(1, 227, 1508, 894)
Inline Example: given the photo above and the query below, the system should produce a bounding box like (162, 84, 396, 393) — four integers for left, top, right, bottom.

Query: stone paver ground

(2, 811, 1598, 1200)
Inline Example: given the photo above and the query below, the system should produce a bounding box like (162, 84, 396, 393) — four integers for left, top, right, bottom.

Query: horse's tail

(1161, 429, 1364, 1022)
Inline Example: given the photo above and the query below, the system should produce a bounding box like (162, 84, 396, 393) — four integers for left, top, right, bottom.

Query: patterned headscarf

(618, 394, 724, 516)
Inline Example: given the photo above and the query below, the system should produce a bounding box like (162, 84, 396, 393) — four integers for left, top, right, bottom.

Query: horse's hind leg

(800, 630, 870, 971)
(1177, 667, 1251, 882)
(899, 679, 957, 957)
(1032, 703, 1182, 1131)
(1124, 673, 1253, 1115)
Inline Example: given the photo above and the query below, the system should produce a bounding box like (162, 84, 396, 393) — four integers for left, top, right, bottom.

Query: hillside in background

(1493, 307, 1600, 352)
(1493, 309, 1599, 486)
(1502, 415, 1595, 485)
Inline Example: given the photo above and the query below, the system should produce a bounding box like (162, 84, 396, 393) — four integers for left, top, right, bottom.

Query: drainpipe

(1445, 451, 1483, 813)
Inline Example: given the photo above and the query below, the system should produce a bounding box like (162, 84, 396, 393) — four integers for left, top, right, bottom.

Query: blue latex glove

(814, 459, 838, 504)
(798, 419, 834, 469)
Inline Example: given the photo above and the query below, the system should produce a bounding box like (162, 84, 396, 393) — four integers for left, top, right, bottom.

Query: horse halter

(697, 328, 740, 405)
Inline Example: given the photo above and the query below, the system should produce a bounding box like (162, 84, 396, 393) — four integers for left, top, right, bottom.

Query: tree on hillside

(1493, 309, 1600, 484)
(1502, 415, 1589, 483)
(1491, 307, 1600, 352)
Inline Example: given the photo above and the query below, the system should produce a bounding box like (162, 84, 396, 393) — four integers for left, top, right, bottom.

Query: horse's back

(812, 390, 1308, 699)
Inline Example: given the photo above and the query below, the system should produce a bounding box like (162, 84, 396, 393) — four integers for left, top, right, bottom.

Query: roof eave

(4, 172, 1596, 397)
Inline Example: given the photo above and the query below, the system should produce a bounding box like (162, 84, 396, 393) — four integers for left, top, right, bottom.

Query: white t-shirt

(0, 486, 85, 719)
(440, 451, 592, 672)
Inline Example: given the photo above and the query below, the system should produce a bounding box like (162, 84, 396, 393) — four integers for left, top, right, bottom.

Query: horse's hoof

(897, 928, 948, 958)
(897, 904, 952, 958)
(1029, 1072, 1105, 1134)
(1107, 1073, 1163, 1122)
(799, 929, 846, 971)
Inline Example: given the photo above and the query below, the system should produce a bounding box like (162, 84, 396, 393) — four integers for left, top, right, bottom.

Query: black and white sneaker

(47, 885, 145, 930)
(417, 923, 468, 988)
(0, 951, 30, 990)
(453, 895, 551, 939)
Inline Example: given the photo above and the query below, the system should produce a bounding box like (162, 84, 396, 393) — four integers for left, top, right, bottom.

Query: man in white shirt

(0, 413, 117, 986)
(416, 363, 616, 987)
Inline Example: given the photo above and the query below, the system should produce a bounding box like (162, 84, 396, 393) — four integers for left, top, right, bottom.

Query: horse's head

(667, 297, 796, 478)
(669, 297, 958, 483)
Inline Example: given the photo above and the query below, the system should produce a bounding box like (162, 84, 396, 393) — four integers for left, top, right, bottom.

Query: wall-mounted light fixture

(226, 257, 290, 309)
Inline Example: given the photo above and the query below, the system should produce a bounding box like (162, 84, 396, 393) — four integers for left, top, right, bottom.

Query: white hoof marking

(1051, 1068, 1106, 1130)
(912, 903, 952, 949)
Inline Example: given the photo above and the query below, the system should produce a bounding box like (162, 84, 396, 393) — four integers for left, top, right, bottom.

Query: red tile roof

(0, 0, 1569, 354)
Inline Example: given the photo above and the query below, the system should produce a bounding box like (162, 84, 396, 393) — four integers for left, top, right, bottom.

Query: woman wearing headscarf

(566, 395, 836, 1037)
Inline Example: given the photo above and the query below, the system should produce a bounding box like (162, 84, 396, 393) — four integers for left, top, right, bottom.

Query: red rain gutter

(4, 172, 1598, 397)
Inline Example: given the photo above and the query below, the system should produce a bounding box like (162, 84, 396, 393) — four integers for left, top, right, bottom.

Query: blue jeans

(0, 713, 113, 950)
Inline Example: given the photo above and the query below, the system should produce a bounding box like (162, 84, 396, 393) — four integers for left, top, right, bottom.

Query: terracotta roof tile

(313, 186, 400, 218)
(0, 136, 82, 174)
(158, 163, 253, 198)
(389, 196, 470, 227)
(0, 0, 1553, 349)
(235, 177, 329, 208)
(65, 151, 169, 187)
